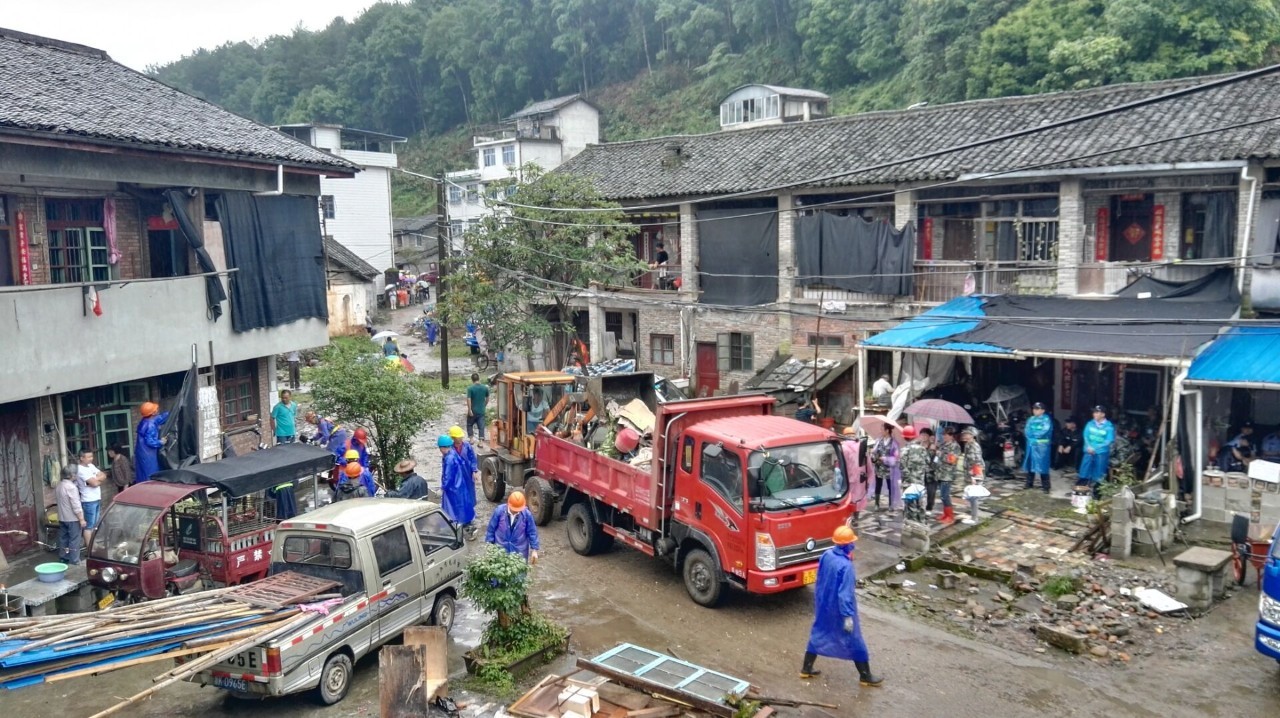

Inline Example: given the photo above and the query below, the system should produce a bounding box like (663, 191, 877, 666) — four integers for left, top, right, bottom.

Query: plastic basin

(35, 562, 68, 583)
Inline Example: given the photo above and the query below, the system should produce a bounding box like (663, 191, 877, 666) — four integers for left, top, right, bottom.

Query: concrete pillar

(893, 186, 917, 231)
(1237, 163, 1264, 307)
(777, 192, 794, 341)
(679, 202, 698, 298)
(587, 294, 605, 363)
(1056, 178, 1084, 295)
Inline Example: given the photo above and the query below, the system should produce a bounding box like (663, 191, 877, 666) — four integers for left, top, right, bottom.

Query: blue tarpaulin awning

(1186, 326, 1280, 389)
(861, 296, 1012, 356)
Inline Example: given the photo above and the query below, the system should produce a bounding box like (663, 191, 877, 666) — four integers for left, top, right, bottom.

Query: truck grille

(777, 538, 834, 568)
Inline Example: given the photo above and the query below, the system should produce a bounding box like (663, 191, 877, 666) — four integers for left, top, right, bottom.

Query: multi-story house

(557, 75, 1280, 527)
(445, 94, 599, 243)
(0, 28, 355, 556)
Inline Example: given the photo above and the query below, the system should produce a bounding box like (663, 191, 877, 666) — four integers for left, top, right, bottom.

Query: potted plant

(461, 546, 569, 684)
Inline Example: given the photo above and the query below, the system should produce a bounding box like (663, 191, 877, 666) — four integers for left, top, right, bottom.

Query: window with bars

(650, 334, 675, 365)
(605, 311, 623, 338)
(217, 361, 259, 426)
(717, 333, 753, 372)
(46, 200, 109, 284)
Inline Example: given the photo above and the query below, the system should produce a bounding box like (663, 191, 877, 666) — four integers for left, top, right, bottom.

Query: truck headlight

(755, 533, 776, 571)
(1260, 594, 1280, 626)
(99, 566, 119, 584)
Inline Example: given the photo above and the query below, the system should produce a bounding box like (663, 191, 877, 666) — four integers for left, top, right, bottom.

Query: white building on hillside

(276, 123, 405, 274)
(445, 95, 600, 242)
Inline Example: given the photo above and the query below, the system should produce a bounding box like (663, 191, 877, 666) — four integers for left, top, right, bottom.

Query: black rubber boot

(800, 652, 821, 679)
(855, 661, 883, 687)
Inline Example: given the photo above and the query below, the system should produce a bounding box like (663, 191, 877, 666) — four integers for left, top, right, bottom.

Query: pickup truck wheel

(566, 503, 611, 556)
(682, 548, 725, 608)
(524, 476, 555, 526)
(481, 456, 505, 503)
(314, 652, 353, 706)
(430, 594, 456, 633)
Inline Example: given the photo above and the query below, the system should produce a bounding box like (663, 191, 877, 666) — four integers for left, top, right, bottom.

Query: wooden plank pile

(0, 572, 334, 716)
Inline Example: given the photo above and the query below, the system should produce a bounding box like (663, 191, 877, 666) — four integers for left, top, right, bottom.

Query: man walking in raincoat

(486, 490, 540, 563)
(800, 525, 883, 686)
(438, 434, 477, 537)
(134, 402, 170, 483)
(1077, 405, 1115, 495)
(1022, 402, 1053, 493)
(449, 426, 479, 534)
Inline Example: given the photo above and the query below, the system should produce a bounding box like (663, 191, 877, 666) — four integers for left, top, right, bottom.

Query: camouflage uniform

(961, 438, 985, 479)
(940, 438, 965, 486)
(899, 441, 931, 486)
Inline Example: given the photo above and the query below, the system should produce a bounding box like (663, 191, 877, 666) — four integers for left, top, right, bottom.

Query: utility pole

(435, 173, 451, 389)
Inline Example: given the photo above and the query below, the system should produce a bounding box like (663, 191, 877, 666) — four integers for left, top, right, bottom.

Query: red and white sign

(920, 217, 934, 260)
(15, 210, 31, 285)
(1061, 360, 1074, 411)
(1151, 205, 1165, 261)
(1095, 208, 1109, 261)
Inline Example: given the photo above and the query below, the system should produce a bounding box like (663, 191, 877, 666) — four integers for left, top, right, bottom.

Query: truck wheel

(314, 652, 353, 705)
(524, 476, 555, 526)
(430, 593, 456, 633)
(480, 456, 505, 504)
(682, 548, 725, 608)
(566, 503, 612, 556)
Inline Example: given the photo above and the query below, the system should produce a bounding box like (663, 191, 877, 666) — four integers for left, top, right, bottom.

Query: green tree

(442, 165, 647, 368)
(797, 0, 904, 87)
(966, 0, 1107, 97)
(898, 0, 1019, 104)
(305, 338, 445, 486)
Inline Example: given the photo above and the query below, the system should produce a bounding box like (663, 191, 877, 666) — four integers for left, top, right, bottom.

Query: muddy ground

(7, 307, 1280, 716)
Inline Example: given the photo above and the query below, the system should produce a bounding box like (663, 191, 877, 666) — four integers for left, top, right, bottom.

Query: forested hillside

(152, 0, 1280, 214)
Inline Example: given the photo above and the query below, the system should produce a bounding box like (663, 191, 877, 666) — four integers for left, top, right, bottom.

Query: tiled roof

(392, 215, 438, 233)
(736, 84, 830, 100)
(325, 237, 379, 279)
(557, 72, 1280, 200)
(0, 28, 356, 172)
(508, 94, 591, 119)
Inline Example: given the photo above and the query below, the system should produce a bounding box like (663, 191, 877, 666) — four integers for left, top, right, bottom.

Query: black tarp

(931, 295, 1236, 359)
(217, 192, 328, 332)
(1113, 267, 1240, 302)
(162, 189, 226, 320)
(697, 208, 777, 306)
(795, 213, 916, 296)
(151, 443, 334, 497)
(158, 364, 200, 471)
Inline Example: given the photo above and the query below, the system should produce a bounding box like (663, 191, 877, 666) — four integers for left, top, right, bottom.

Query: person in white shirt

(75, 449, 106, 545)
(871, 374, 894, 404)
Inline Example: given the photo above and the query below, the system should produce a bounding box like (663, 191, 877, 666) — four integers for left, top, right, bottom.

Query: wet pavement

(5, 311, 1280, 716)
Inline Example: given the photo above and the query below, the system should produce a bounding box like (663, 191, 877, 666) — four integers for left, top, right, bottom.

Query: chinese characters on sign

(1095, 208, 1109, 261)
(1151, 205, 1165, 261)
(15, 210, 31, 284)
(1061, 360, 1074, 411)
(920, 217, 934, 260)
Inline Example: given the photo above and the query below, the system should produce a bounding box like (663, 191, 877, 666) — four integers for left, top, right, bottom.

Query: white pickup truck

(190, 499, 465, 704)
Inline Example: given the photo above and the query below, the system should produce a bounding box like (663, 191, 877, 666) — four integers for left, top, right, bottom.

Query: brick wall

(10, 193, 147, 285)
(790, 314, 885, 359)
(694, 309, 787, 388)
(635, 306, 685, 375)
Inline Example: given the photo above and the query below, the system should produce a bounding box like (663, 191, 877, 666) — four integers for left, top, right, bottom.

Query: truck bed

(535, 431, 661, 530)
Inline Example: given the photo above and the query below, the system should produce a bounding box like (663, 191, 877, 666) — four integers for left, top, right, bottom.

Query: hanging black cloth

(162, 189, 226, 320)
(794, 213, 916, 296)
(696, 208, 778, 306)
(159, 363, 200, 470)
(216, 192, 328, 332)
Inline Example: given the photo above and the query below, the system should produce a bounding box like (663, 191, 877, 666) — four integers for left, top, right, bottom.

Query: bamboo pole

(44, 641, 239, 683)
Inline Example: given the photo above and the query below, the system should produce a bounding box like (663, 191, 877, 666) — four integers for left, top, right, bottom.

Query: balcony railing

(0, 274, 326, 404)
(1075, 262, 1223, 295)
(473, 126, 560, 145)
(798, 261, 1058, 305)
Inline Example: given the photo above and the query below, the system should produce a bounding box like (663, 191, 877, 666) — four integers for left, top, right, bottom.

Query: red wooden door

(695, 343, 720, 397)
(0, 404, 36, 556)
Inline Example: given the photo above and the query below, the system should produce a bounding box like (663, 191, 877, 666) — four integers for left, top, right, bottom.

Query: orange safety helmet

(344, 462, 363, 478)
(841, 426, 857, 436)
(140, 402, 159, 418)
(353, 427, 368, 443)
(833, 525, 858, 545)
(507, 490, 527, 511)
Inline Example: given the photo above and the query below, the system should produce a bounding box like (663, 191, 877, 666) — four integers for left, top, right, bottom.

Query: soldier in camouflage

(938, 426, 964, 524)
(898, 427, 931, 488)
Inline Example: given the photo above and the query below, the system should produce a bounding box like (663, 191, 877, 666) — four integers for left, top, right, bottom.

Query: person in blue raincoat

(485, 490, 540, 563)
(134, 402, 170, 483)
(438, 435, 476, 534)
(801, 526, 883, 687)
(335, 461, 377, 500)
(1022, 402, 1054, 493)
(1077, 405, 1115, 495)
(449, 425, 478, 533)
(424, 313, 439, 348)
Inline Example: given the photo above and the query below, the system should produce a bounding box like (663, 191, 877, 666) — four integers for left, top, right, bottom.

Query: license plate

(97, 593, 115, 610)
(802, 569, 817, 585)
(225, 650, 260, 670)
(213, 675, 249, 692)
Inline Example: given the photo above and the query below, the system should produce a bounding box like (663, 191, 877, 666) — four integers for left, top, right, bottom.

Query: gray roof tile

(558, 73, 1280, 200)
(325, 237, 379, 279)
(0, 29, 356, 172)
(508, 94, 590, 119)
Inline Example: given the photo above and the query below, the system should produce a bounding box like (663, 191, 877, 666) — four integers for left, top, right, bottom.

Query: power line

(492, 65, 1280, 214)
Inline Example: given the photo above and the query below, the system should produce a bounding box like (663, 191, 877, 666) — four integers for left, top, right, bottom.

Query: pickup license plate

(225, 650, 260, 670)
(97, 593, 115, 610)
(802, 569, 817, 585)
(213, 675, 249, 692)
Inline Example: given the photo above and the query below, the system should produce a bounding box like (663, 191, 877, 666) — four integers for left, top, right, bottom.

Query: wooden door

(0, 403, 36, 556)
(696, 343, 719, 397)
(1110, 194, 1154, 262)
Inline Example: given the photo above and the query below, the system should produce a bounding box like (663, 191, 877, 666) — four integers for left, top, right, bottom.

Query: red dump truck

(532, 393, 852, 607)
